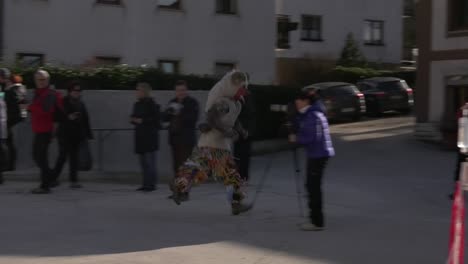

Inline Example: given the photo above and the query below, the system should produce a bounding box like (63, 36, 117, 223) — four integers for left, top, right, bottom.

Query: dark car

(304, 82, 366, 121)
(357, 77, 414, 116)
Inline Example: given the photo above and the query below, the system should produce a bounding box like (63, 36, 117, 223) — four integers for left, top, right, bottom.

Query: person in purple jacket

(290, 90, 335, 231)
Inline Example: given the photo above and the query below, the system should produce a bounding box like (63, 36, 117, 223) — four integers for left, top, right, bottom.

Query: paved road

(0, 116, 456, 264)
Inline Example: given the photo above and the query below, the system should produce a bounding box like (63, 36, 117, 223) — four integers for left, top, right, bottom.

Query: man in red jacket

(28, 70, 63, 194)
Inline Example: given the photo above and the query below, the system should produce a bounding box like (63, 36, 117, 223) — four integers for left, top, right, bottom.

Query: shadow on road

(0, 116, 456, 264)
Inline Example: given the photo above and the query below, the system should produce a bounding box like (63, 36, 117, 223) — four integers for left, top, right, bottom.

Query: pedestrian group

(0, 68, 335, 230)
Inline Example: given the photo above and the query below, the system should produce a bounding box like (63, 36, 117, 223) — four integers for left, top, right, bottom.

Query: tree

(337, 33, 367, 67)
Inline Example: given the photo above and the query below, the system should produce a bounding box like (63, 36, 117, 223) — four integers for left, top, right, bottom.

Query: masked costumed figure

(171, 71, 252, 215)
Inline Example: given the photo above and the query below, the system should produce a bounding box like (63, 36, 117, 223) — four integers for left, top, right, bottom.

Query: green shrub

(7, 65, 415, 139)
(330, 66, 380, 83)
(327, 66, 416, 88)
(337, 33, 368, 68)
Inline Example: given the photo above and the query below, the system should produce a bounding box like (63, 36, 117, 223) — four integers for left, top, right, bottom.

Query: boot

(31, 187, 51, 194)
(168, 193, 189, 201)
(172, 192, 189, 205)
(231, 201, 253, 216)
(299, 222, 324, 231)
(170, 182, 189, 205)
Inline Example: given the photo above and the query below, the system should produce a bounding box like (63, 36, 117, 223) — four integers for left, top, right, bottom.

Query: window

(216, 0, 237, 14)
(330, 85, 360, 96)
(16, 53, 44, 67)
(449, 0, 468, 31)
(403, 0, 415, 17)
(301, 15, 322, 41)
(215, 62, 235, 78)
(377, 81, 409, 92)
(96, 0, 121, 5)
(158, 60, 180, 74)
(364, 20, 384, 45)
(95, 56, 120, 65)
(277, 15, 298, 49)
(158, 0, 181, 10)
(357, 82, 373, 92)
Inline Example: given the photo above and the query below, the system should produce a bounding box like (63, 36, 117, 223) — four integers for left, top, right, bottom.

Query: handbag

(78, 140, 93, 171)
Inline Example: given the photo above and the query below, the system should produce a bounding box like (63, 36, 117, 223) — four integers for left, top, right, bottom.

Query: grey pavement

(0, 116, 457, 264)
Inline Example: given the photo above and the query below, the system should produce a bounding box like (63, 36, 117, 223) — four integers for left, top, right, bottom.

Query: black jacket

(164, 96, 199, 146)
(131, 97, 161, 154)
(57, 96, 93, 142)
(4, 84, 27, 128)
(236, 94, 256, 140)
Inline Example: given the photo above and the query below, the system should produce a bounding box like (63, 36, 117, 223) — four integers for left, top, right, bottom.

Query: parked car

(356, 77, 414, 116)
(304, 82, 366, 121)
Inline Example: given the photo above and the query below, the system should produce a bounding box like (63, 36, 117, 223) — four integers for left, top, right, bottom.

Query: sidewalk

(0, 118, 456, 264)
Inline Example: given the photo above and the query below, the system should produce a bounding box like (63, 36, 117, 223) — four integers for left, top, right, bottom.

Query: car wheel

(352, 112, 361, 122)
(371, 104, 382, 117)
(400, 108, 412, 115)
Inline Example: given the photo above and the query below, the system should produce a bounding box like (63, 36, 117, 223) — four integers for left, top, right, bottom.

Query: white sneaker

(299, 223, 324, 231)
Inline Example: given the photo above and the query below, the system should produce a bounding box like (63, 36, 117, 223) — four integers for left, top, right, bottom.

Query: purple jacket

(297, 102, 335, 159)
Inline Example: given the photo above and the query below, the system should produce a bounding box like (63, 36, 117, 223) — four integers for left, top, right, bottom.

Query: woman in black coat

(131, 83, 161, 192)
(52, 81, 93, 189)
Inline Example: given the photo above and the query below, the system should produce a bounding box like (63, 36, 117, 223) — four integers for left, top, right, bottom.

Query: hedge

(10, 65, 218, 91)
(329, 66, 416, 88)
(7, 65, 415, 139)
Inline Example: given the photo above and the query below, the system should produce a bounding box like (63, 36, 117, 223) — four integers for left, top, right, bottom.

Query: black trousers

(306, 157, 329, 227)
(33, 133, 53, 189)
(233, 138, 252, 181)
(6, 128, 16, 171)
(171, 143, 194, 176)
(53, 135, 80, 183)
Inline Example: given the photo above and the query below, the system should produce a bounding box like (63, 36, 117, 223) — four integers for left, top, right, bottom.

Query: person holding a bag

(52, 81, 92, 189)
(289, 90, 335, 231)
(131, 82, 161, 192)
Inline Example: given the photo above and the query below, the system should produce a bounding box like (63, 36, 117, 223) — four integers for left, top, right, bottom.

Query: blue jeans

(139, 151, 157, 188)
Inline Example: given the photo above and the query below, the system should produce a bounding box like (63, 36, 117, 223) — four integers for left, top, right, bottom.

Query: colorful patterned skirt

(173, 147, 244, 200)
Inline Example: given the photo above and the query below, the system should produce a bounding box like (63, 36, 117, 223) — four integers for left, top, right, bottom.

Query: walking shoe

(168, 192, 189, 200)
(231, 202, 253, 216)
(70, 183, 83, 189)
(143, 187, 157, 192)
(172, 192, 189, 205)
(299, 223, 324, 231)
(50, 181, 60, 188)
(31, 188, 51, 194)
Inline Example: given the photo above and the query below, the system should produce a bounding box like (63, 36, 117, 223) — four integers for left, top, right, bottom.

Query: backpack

(5, 85, 27, 126)
(40, 89, 64, 123)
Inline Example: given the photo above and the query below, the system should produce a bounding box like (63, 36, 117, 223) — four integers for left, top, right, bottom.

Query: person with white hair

(170, 71, 252, 215)
(28, 70, 64, 194)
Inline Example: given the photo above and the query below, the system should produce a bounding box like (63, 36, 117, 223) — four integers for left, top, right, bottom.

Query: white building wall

(276, 0, 403, 64)
(432, 0, 468, 51)
(429, 60, 468, 122)
(3, 0, 276, 84)
(427, 1, 468, 122)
